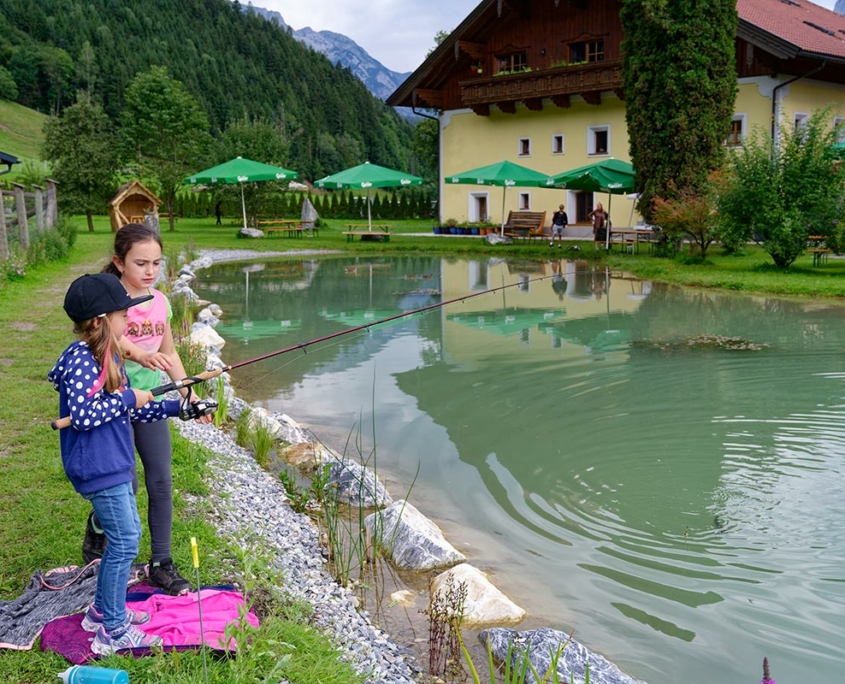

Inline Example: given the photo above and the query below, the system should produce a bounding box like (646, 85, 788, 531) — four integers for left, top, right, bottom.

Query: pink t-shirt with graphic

(124, 288, 171, 391)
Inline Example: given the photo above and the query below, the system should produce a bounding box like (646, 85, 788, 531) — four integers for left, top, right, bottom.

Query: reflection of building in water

(439, 258, 648, 368)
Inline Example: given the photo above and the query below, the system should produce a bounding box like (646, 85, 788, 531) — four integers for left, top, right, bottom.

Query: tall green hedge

(621, 0, 737, 221)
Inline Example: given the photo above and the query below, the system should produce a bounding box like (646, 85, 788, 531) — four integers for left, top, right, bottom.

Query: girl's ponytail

(74, 316, 124, 393)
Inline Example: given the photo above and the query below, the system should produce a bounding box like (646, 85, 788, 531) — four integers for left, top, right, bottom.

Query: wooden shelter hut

(108, 180, 161, 232)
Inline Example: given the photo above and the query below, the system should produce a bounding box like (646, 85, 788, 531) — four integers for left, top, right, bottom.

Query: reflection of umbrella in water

(184, 157, 298, 232)
(447, 308, 560, 337)
(215, 318, 302, 343)
(319, 308, 405, 329)
(540, 312, 633, 351)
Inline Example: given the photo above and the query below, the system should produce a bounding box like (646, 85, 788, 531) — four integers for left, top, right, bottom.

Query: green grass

(0, 231, 364, 684)
(57, 214, 845, 299)
(605, 246, 845, 298)
(0, 213, 840, 680)
(0, 99, 46, 165)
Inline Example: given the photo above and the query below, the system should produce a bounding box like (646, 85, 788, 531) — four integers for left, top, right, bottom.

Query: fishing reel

(179, 386, 218, 421)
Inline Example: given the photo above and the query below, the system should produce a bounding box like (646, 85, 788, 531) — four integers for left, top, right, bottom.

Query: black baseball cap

(63, 273, 153, 323)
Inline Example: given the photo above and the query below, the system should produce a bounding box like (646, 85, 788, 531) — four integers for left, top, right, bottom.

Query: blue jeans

(82, 481, 141, 632)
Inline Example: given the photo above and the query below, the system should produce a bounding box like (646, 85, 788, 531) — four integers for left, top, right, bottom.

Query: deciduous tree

(42, 93, 119, 232)
(717, 108, 845, 267)
(121, 66, 210, 231)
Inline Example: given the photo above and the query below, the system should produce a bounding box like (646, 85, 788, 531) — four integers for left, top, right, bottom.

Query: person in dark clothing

(550, 204, 568, 248)
(214, 201, 222, 226)
(588, 203, 609, 249)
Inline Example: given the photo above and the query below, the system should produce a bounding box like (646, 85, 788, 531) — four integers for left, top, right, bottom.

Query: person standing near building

(588, 202, 609, 249)
(550, 204, 568, 248)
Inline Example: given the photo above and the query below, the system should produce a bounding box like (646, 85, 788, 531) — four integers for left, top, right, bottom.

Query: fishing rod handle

(50, 369, 225, 430)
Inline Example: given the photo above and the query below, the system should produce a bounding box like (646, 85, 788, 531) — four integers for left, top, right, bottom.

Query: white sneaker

(91, 621, 162, 655)
(81, 604, 152, 633)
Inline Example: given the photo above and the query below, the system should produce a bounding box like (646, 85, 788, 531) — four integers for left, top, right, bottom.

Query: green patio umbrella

(544, 158, 636, 249)
(447, 160, 554, 236)
(447, 308, 559, 337)
(185, 156, 298, 231)
(315, 161, 424, 231)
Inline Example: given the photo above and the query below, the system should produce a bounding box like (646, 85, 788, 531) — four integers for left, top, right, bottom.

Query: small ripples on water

(198, 257, 845, 684)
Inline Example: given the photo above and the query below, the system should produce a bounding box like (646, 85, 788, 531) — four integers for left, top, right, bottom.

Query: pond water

(195, 255, 845, 684)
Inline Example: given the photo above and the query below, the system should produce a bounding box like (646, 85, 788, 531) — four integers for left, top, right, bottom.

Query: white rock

(431, 563, 526, 627)
(190, 325, 226, 350)
(366, 500, 465, 572)
(240, 228, 264, 238)
(248, 407, 284, 439)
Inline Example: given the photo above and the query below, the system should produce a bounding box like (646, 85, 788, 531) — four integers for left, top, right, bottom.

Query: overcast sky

(259, 0, 840, 75)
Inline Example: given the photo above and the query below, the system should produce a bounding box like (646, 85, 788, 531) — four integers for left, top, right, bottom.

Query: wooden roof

(388, 0, 845, 109)
(110, 180, 161, 208)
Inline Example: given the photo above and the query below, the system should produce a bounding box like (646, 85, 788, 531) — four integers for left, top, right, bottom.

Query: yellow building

(388, 0, 845, 230)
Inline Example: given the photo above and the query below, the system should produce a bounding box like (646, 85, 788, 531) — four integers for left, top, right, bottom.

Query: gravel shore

(176, 248, 419, 684)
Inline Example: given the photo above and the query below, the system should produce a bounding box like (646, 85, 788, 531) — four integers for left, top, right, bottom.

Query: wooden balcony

(459, 59, 624, 116)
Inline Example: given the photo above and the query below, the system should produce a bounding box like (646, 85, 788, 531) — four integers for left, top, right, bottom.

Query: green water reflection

(196, 256, 845, 684)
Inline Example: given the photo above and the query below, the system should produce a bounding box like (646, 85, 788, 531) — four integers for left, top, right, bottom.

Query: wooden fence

(0, 179, 58, 261)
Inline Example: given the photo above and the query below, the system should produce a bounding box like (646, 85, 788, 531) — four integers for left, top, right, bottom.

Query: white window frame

(587, 125, 610, 156)
(518, 137, 532, 157)
(835, 116, 845, 143)
(552, 134, 565, 155)
(726, 113, 746, 147)
(519, 192, 531, 210)
(794, 112, 809, 131)
(467, 191, 490, 223)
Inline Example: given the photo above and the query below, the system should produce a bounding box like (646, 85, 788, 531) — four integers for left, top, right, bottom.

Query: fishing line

(51, 268, 612, 430)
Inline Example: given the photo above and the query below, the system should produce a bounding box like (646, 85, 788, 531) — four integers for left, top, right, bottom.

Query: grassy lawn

(0, 213, 841, 680)
(65, 213, 845, 299)
(0, 99, 47, 166)
(0, 224, 364, 684)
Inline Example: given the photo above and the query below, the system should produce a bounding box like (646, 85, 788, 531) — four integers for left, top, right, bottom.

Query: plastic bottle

(57, 665, 129, 684)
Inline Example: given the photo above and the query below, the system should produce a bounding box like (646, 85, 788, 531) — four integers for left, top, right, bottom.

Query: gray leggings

(131, 419, 174, 563)
(90, 420, 173, 562)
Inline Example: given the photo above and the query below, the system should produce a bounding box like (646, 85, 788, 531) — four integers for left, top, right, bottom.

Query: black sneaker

(82, 511, 107, 564)
(147, 558, 192, 596)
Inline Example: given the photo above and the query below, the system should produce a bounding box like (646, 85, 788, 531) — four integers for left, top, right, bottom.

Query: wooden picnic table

(806, 235, 829, 266)
(609, 228, 657, 253)
(343, 224, 390, 242)
(259, 219, 319, 238)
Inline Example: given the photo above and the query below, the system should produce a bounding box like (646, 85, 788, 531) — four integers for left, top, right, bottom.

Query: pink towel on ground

(128, 588, 259, 647)
(40, 587, 258, 664)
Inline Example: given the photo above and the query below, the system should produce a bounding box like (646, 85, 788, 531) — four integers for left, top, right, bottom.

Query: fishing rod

(51, 266, 601, 430)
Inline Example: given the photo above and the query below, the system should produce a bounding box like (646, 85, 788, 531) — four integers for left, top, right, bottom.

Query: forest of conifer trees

(0, 0, 417, 180)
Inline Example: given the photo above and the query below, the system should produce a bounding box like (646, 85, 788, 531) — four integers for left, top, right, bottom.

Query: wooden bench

(807, 248, 830, 266)
(259, 219, 319, 237)
(343, 230, 390, 243)
(344, 224, 390, 242)
(502, 211, 547, 242)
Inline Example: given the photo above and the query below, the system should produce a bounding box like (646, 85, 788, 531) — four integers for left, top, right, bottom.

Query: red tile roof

(739, 0, 845, 59)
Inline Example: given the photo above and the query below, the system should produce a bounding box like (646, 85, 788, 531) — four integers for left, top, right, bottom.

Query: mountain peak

(246, 4, 411, 104)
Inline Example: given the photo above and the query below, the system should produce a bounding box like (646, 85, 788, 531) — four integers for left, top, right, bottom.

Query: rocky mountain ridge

(247, 5, 412, 103)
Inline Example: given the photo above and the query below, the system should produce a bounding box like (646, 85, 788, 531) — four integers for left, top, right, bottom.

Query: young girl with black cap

(49, 273, 182, 655)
